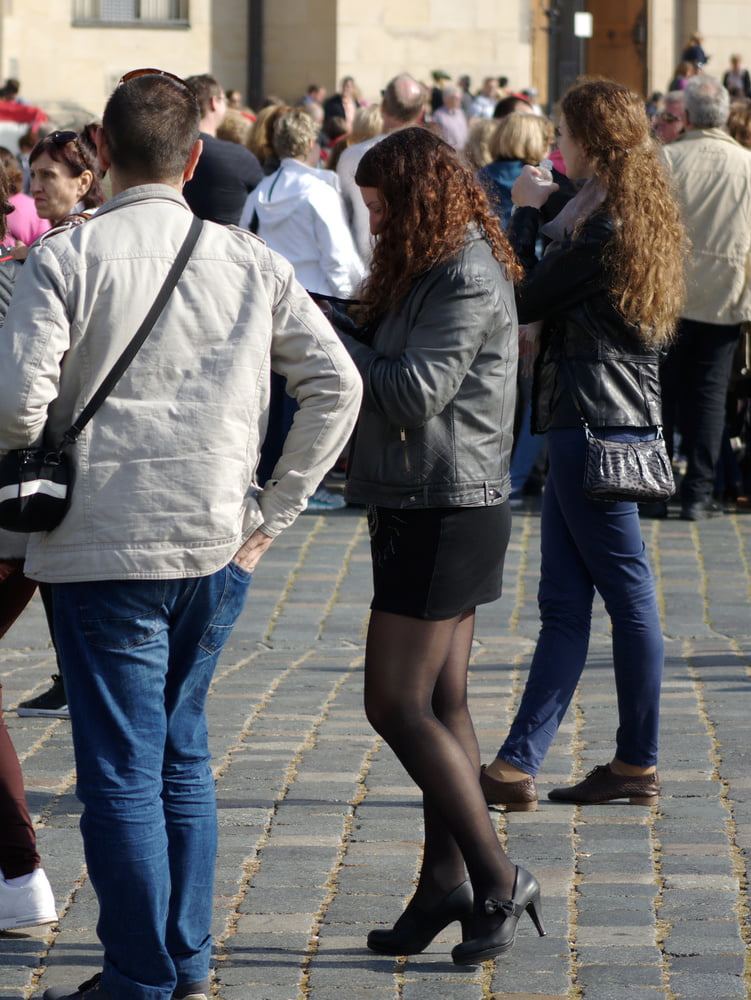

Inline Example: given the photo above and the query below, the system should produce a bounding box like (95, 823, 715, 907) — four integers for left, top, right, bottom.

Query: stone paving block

(576, 906, 656, 927)
(577, 989, 669, 1000)
(669, 954, 746, 974)
(574, 945, 661, 965)
(578, 962, 664, 987)
(668, 973, 747, 998)
(663, 919, 746, 956)
(659, 855, 736, 875)
(574, 925, 658, 947)
(402, 978, 483, 999)
(662, 873, 739, 891)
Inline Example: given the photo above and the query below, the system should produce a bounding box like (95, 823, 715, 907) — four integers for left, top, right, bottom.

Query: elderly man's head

(381, 74, 426, 129)
(683, 75, 730, 129)
(442, 85, 463, 109)
(655, 91, 685, 143)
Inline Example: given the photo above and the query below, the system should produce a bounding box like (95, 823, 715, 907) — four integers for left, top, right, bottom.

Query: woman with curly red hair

(481, 79, 687, 810)
(333, 126, 544, 965)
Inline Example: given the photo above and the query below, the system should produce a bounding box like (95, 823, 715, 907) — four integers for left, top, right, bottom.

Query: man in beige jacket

(0, 70, 361, 1000)
(661, 75, 751, 520)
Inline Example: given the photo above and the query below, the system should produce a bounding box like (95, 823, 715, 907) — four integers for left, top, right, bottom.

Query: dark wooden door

(585, 0, 647, 95)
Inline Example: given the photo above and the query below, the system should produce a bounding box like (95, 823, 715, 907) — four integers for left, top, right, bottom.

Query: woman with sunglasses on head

(11, 129, 104, 266)
(480, 79, 686, 811)
(333, 126, 545, 966)
(28, 129, 104, 228)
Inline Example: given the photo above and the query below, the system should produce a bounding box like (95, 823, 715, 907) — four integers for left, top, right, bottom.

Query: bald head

(381, 74, 426, 131)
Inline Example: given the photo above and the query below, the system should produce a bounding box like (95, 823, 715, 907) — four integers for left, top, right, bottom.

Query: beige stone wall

(263, 0, 534, 108)
(1, 0, 211, 121)
(334, 0, 534, 105)
(648, 0, 680, 95)
(211, 2, 247, 98)
(264, 0, 337, 106)
(695, 0, 751, 87)
(6, 0, 751, 132)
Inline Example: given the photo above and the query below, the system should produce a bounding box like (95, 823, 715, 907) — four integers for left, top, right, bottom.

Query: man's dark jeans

(660, 318, 741, 506)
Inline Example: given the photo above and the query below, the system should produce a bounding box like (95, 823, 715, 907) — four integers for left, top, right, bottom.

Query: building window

(72, 0, 189, 26)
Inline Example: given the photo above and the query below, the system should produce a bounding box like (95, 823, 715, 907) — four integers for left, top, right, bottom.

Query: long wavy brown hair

(354, 127, 521, 321)
(561, 79, 687, 345)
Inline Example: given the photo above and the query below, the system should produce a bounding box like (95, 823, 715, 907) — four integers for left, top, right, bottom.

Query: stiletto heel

(525, 892, 546, 937)
(367, 880, 473, 955)
(451, 866, 545, 966)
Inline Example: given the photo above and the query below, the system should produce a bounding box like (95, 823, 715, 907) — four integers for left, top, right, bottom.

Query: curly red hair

(354, 127, 521, 321)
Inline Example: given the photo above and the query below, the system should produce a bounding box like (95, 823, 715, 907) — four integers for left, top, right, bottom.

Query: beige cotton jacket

(0, 185, 362, 582)
(663, 128, 751, 325)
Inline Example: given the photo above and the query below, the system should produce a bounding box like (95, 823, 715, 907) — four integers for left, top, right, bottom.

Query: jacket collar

(672, 127, 743, 148)
(94, 184, 192, 219)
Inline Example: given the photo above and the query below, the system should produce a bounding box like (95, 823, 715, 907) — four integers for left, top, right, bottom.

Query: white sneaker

(302, 487, 347, 513)
(0, 867, 57, 930)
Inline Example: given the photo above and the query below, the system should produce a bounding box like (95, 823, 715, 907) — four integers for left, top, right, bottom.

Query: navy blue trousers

(499, 427, 664, 773)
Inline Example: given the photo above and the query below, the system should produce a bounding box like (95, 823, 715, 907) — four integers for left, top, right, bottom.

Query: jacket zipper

(400, 427, 411, 473)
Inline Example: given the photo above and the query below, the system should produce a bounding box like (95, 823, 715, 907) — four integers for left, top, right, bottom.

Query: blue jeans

(52, 564, 252, 1000)
(499, 427, 663, 774)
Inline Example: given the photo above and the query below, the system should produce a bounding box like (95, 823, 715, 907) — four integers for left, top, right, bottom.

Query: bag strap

(61, 214, 203, 448)
(559, 356, 592, 432)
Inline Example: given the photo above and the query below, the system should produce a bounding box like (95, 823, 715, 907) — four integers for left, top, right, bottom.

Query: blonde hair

(216, 108, 252, 146)
(248, 104, 292, 162)
(272, 107, 318, 159)
(465, 118, 496, 169)
(490, 112, 553, 164)
(727, 99, 751, 149)
(349, 105, 384, 144)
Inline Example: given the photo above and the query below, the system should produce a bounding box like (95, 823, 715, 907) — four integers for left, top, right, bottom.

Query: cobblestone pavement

(1, 502, 750, 1000)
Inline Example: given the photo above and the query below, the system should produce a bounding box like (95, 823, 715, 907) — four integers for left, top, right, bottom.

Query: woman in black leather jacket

(336, 128, 545, 966)
(481, 80, 686, 810)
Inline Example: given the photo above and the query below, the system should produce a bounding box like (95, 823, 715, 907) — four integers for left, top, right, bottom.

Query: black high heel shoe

(451, 866, 545, 965)
(367, 880, 473, 955)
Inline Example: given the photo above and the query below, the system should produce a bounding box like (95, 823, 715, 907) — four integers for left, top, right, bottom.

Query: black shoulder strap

(62, 214, 203, 448)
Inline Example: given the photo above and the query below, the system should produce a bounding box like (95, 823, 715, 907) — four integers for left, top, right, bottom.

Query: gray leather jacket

(340, 229, 518, 508)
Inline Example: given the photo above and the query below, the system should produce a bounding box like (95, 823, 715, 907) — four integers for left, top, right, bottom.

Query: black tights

(364, 608, 516, 907)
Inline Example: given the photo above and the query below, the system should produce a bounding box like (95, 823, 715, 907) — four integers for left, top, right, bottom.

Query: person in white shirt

(240, 107, 363, 296)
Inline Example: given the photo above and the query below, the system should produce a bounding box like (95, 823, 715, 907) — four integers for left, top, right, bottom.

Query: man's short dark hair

(185, 73, 223, 118)
(103, 74, 200, 183)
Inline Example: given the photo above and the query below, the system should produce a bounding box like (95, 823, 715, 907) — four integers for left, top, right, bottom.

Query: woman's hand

(11, 242, 29, 261)
(232, 528, 274, 574)
(511, 164, 559, 210)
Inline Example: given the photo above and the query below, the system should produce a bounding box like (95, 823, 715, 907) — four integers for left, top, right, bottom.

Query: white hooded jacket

(239, 158, 364, 297)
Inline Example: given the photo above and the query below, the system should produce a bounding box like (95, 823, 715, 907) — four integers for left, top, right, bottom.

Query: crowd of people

(0, 54, 750, 1000)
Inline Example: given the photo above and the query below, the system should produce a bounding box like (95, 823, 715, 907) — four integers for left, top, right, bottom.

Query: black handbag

(0, 215, 203, 533)
(582, 426, 675, 503)
(561, 359, 675, 504)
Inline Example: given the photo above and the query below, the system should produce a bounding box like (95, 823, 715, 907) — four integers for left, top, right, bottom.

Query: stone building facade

(0, 1, 750, 124)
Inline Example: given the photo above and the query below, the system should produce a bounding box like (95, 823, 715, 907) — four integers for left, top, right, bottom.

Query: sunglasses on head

(119, 68, 193, 93)
(658, 111, 681, 124)
(48, 130, 88, 166)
